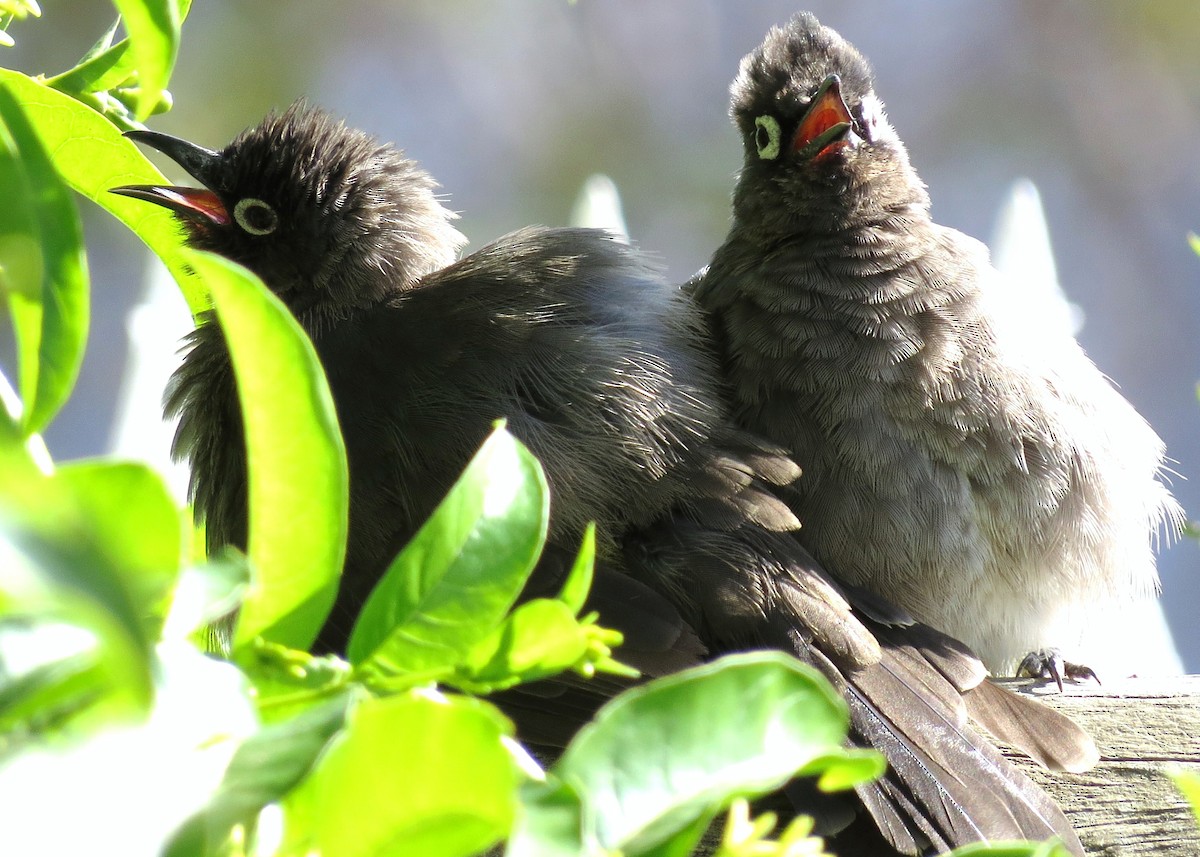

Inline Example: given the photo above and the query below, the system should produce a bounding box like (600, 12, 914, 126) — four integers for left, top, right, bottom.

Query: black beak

(110, 130, 230, 225)
(122, 129, 224, 189)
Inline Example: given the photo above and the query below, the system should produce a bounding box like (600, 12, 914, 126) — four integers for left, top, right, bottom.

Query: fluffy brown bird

(692, 12, 1183, 682)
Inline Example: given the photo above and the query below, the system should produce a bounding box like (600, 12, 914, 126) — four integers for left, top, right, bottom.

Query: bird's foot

(1017, 648, 1100, 693)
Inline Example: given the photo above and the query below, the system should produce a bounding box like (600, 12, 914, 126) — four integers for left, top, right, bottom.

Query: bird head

(112, 102, 466, 321)
(729, 13, 926, 230)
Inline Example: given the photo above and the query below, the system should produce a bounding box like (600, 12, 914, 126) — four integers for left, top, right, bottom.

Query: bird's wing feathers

(815, 643, 1087, 855)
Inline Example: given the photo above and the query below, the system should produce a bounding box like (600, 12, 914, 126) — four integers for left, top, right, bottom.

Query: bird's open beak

(793, 74, 859, 161)
(110, 130, 230, 226)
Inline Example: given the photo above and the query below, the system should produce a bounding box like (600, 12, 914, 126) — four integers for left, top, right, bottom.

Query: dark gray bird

(692, 13, 1183, 684)
(113, 104, 1095, 855)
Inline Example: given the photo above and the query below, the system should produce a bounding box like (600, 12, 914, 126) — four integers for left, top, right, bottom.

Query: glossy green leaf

(348, 425, 548, 671)
(183, 250, 347, 654)
(0, 520, 154, 735)
(110, 0, 179, 119)
(455, 599, 591, 692)
(0, 84, 89, 434)
(0, 68, 208, 313)
(46, 21, 135, 97)
(54, 460, 181, 635)
(1170, 767, 1200, 826)
(632, 811, 715, 857)
(0, 622, 112, 738)
(165, 692, 353, 857)
(507, 778, 586, 857)
(282, 690, 517, 857)
(802, 747, 886, 792)
(548, 652, 858, 855)
(0, 380, 21, 453)
(0, 368, 40, 471)
(705, 800, 831, 857)
(0, 477, 149, 655)
(241, 641, 351, 726)
(0, 117, 41, 412)
(556, 522, 595, 613)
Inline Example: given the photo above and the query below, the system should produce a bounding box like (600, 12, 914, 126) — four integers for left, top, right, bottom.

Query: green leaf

(349, 425, 548, 671)
(508, 777, 587, 857)
(0, 68, 208, 313)
(282, 690, 518, 857)
(545, 652, 858, 855)
(556, 522, 595, 613)
(801, 747, 886, 792)
(182, 250, 347, 654)
(54, 460, 182, 637)
(110, 0, 180, 119)
(0, 460, 182, 668)
(456, 599, 590, 691)
(709, 800, 830, 857)
(165, 691, 353, 857)
(0, 84, 89, 434)
(46, 30, 135, 97)
(634, 811, 715, 857)
(241, 641, 350, 725)
(0, 621, 113, 739)
(0, 521, 154, 735)
(455, 598, 633, 694)
(1169, 767, 1200, 826)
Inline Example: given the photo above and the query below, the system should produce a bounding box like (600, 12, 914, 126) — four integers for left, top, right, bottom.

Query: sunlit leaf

(454, 598, 632, 694)
(282, 690, 517, 857)
(54, 460, 182, 637)
(46, 22, 135, 97)
(165, 691, 353, 857)
(110, 0, 180, 119)
(0, 84, 89, 434)
(349, 426, 547, 673)
(538, 652, 866, 855)
(182, 250, 346, 654)
(1170, 767, 1200, 826)
(0, 68, 208, 313)
(556, 522, 594, 613)
(508, 778, 586, 857)
(0, 523, 153, 737)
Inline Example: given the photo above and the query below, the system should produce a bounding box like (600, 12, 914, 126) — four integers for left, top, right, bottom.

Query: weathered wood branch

(998, 676, 1200, 856)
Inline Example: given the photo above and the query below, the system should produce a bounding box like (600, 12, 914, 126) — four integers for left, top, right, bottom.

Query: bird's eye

(234, 198, 279, 236)
(754, 115, 781, 160)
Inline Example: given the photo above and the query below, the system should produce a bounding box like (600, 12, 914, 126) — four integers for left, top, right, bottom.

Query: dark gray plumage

(114, 103, 1095, 855)
(693, 13, 1182, 680)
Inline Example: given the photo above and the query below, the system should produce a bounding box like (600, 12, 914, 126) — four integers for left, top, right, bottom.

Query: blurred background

(5, 1, 1199, 668)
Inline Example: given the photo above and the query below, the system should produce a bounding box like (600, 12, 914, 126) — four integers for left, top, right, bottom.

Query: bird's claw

(1017, 649, 1100, 692)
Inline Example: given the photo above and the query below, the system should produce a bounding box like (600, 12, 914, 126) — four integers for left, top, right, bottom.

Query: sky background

(6, 1, 1200, 668)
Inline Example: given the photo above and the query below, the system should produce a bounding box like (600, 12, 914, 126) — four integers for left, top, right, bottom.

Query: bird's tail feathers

(806, 640, 1086, 855)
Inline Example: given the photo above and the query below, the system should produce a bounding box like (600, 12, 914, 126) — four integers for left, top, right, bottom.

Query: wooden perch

(999, 676, 1200, 856)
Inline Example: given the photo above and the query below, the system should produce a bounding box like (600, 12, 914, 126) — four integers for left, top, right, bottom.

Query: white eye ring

(234, 197, 279, 236)
(754, 115, 781, 160)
